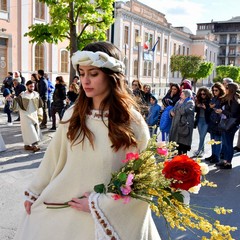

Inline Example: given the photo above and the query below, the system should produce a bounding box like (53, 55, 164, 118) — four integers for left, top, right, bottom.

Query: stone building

(197, 16, 240, 67)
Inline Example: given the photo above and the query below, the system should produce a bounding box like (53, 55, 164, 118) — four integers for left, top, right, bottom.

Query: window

(163, 64, 167, 77)
(35, 1, 45, 20)
(124, 26, 129, 45)
(156, 63, 160, 77)
(148, 62, 152, 77)
(183, 46, 185, 55)
(133, 60, 138, 76)
(143, 61, 148, 76)
(61, 50, 69, 73)
(157, 37, 160, 52)
(178, 45, 181, 55)
(173, 43, 176, 55)
(0, 0, 7, 11)
(187, 48, 189, 55)
(149, 34, 153, 49)
(164, 39, 167, 54)
(35, 44, 44, 71)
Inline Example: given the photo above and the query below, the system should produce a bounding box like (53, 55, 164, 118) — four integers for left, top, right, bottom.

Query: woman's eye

(90, 73, 98, 77)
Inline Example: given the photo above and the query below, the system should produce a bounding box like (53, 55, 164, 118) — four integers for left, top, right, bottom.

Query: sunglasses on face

(201, 93, 206, 96)
(132, 84, 138, 87)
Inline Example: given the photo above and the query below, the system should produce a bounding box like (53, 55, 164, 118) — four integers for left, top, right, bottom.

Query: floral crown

(71, 50, 125, 73)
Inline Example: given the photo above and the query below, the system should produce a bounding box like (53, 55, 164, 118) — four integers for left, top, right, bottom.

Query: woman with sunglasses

(215, 82, 240, 169)
(205, 82, 225, 163)
(193, 87, 212, 157)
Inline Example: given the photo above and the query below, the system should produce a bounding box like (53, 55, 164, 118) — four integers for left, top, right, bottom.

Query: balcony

(218, 53, 226, 57)
(228, 53, 236, 57)
(228, 41, 237, 45)
(219, 41, 227, 45)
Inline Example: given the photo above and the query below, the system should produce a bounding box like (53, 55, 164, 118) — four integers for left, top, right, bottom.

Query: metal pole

(137, 42, 141, 79)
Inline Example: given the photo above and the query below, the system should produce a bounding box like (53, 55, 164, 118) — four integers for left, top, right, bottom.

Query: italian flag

(144, 38, 151, 50)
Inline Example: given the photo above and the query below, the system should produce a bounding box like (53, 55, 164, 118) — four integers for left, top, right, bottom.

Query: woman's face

(171, 86, 178, 95)
(200, 91, 206, 99)
(132, 81, 139, 90)
(212, 87, 220, 97)
(180, 92, 187, 100)
(79, 65, 110, 109)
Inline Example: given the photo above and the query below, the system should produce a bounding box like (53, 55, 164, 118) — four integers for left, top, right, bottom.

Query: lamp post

(135, 36, 142, 80)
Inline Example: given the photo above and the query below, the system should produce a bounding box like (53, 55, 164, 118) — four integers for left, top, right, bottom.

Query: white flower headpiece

(71, 50, 125, 73)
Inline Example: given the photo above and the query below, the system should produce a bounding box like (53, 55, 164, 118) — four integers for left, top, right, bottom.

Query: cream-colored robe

(13, 91, 42, 145)
(14, 107, 161, 240)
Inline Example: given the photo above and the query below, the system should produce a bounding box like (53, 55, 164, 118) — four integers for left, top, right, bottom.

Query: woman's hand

(215, 109, 222, 114)
(68, 192, 91, 213)
(24, 200, 33, 215)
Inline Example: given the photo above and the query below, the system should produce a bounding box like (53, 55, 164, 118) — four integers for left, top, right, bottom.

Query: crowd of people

(1, 41, 238, 239)
(1, 70, 80, 152)
(131, 77, 240, 170)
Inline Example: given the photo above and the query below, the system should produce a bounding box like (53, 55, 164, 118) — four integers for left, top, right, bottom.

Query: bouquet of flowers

(93, 137, 236, 239)
(45, 136, 237, 239)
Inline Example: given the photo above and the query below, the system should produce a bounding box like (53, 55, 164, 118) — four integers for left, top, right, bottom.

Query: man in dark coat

(37, 69, 48, 129)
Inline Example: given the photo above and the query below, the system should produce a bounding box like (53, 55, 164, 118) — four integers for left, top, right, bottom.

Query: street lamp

(135, 36, 142, 80)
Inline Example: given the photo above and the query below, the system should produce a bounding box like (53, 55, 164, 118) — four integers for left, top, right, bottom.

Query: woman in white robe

(14, 42, 161, 240)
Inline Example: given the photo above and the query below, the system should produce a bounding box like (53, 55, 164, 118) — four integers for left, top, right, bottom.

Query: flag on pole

(151, 39, 159, 52)
(143, 38, 152, 50)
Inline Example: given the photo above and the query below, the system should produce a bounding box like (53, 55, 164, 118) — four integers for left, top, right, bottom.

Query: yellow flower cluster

(106, 136, 237, 239)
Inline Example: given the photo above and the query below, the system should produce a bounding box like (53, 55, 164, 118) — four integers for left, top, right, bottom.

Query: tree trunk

(69, 2, 78, 85)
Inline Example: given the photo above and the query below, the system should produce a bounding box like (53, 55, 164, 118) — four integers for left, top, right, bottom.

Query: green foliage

(191, 62, 214, 83)
(216, 65, 240, 83)
(25, 0, 114, 50)
(170, 55, 202, 79)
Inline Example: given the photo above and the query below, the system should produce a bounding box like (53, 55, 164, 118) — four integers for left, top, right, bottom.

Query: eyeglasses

(132, 84, 138, 87)
(201, 93, 206, 96)
(213, 89, 219, 92)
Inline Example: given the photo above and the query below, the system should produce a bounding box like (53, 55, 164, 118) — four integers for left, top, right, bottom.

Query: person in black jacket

(49, 76, 67, 131)
(215, 82, 240, 169)
(162, 83, 180, 107)
(37, 69, 48, 129)
(192, 87, 212, 157)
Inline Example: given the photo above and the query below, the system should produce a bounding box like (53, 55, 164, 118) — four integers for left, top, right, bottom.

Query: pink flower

(112, 194, 131, 204)
(120, 185, 132, 195)
(126, 173, 134, 186)
(122, 152, 139, 163)
(157, 148, 168, 156)
(120, 173, 134, 195)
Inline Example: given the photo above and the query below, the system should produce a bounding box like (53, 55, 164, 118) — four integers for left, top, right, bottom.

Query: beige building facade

(0, 0, 69, 83)
(1, 0, 218, 95)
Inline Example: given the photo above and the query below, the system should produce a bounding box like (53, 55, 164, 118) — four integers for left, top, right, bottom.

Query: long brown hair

(65, 42, 139, 151)
(223, 82, 240, 104)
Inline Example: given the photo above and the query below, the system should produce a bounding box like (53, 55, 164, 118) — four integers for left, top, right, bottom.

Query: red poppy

(162, 155, 201, 191)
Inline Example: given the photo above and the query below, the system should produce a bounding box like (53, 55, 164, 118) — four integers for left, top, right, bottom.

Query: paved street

(0, 110, 240, 240)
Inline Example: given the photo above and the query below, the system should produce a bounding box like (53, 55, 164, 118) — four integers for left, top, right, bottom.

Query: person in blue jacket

(146, 94, 161, 137)
(159, 104, 174, 141)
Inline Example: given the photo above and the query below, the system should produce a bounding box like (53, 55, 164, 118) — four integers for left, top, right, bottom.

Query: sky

(135, 0, 240, 34)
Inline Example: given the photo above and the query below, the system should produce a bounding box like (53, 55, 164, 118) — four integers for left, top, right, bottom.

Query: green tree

(191, 62, 214, 91)
(215, 65, 240, 83)
(25, 0, 114, 81)
(170, 55, 202, 80)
